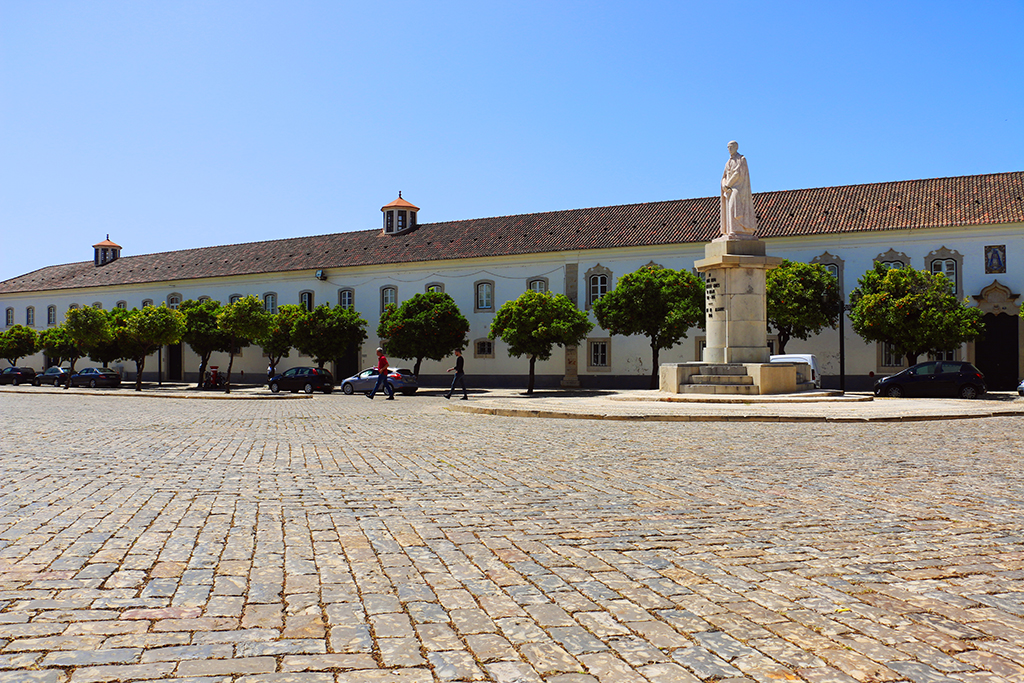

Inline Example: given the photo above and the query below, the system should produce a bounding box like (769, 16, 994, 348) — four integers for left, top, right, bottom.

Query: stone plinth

(695, 237, 783, 364)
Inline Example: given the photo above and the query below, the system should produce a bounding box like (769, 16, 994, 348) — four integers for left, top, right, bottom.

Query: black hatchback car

(874, 360, 986, 399)
(34, 366, 70, 386)
(0, 367, 36, 386)
(268, 366, 335, 394)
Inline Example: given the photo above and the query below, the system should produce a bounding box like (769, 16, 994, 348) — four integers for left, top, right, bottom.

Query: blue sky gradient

(2, 1, 1022, 279)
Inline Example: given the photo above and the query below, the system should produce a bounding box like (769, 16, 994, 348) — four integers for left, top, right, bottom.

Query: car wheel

(11, 378, 18, 386)
(885, 385, 903, 398)
(54, 379, 61, 387)
(958, 384, 979, 400)
(89, 379, 97, 388)
(303, 383, 314, 394)
(270, 382, 280, 394)
(342, 383, 354, 395)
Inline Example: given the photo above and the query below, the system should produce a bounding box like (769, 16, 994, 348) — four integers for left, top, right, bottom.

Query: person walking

(444, 348, 468, 400)
(366, 347, 394, 400)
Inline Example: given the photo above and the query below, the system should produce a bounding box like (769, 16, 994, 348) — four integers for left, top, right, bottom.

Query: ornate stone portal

(660, 142, 812, 395)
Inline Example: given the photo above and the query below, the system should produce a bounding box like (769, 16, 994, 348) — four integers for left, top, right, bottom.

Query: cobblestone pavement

(1, 390, 1023, 683)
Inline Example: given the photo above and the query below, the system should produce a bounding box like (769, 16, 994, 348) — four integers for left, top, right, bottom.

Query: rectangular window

(397, 210, 405, 230)
(883, 342, 902, 367)
(26, 308, 34, 326)
(529, 279, 547, 293)
(4, 308, 12, 326)
(264, 294, 277, 314)
(300, 291, 314, 311)
(339, 289, 354, 310)
(381, 287, 397, 311)
(47, 306, 56, 325)
(476, 283, 493, 310)
(589, 341, 608, 367)
(589, 275, 608, 305)
(475, 340, 494, 358)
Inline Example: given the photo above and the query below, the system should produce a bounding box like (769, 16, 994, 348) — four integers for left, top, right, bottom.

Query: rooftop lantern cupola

(381, 192, 419, 235)
(92, 235, 122, 266)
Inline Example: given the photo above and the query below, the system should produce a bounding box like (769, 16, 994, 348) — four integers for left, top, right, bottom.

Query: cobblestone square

(1, 390, 1022, 682)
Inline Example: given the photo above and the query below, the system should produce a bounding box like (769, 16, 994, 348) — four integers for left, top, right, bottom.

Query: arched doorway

(972, 281, 1021, 391)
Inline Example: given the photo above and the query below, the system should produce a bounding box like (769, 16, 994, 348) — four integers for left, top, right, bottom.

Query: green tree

(87, 308, 129, 367)
(217, 295, 273, 392)
(849, 262, 984, 366)
(258, 304, 305, 378)
(291, 304, 368, 370)
(0, 325, 40, 366)
(489, 290, 593, 394)
(64, 306, 112, 386)
(117, 305, 186, 392)
(378, 292, 470, 377)
(766, 260, 843, 355)
(592, 265, 705, 389)
(180, 299, 233, 388)
(38, 326, 78, 368)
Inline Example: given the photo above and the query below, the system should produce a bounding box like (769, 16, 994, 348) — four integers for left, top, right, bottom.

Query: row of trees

(0, 260, 984, 393)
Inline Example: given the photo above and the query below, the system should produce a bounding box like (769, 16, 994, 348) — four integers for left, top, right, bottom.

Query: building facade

(2, 172, 1022, 390)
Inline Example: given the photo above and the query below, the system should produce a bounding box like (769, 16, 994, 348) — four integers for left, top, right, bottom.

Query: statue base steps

(660, 362, 814, 396)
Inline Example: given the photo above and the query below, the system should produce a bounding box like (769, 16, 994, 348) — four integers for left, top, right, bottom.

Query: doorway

(168, 344, 183, 382)
(975, 313, 1019, 390)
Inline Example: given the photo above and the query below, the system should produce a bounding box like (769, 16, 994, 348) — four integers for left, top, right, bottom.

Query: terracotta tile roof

(382, 193, 420, 211)
(2, 171, 1021, 295)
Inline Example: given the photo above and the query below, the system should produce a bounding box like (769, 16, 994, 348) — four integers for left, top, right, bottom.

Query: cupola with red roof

(92, 235, 122, 266)
(381, 192, 419, 235)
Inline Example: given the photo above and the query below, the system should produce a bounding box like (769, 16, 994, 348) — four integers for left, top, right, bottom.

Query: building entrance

(975, 313, 1019, 391)
(168, 344, 183, 382)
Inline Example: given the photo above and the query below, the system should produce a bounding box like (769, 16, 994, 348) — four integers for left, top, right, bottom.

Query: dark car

(268, 366, 334, 394)
(874, 360, 986, 399)
(339, 367, 418, 395)
(0, 367, 37, 386)
(34, 366, 71, 386)
(70, 367, 122, 388)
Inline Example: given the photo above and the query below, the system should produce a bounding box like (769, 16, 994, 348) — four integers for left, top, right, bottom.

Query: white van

(769, 354, 820, 389)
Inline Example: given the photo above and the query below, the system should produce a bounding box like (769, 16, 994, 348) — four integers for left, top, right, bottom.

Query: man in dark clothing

(444, 349, 468, 400)
(367, 347, 394, 400)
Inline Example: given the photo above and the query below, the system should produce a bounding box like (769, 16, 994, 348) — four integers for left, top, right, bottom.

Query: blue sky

(2, 1, 1022, 280)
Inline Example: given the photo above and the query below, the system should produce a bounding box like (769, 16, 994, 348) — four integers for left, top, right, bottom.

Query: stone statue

(720, 141, 758, 238)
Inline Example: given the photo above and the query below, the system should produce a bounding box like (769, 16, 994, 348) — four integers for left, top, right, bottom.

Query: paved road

(1, 390, 1023, 683)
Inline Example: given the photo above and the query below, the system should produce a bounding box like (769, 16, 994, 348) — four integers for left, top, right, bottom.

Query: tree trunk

(197, 352, 211, 389)
(527, 355, 536, 394)
(65, 357, 78, 390)
(413, 357, 423, 378)
(134, 357, 145, 392)
(776, 331, 790, 355)
(906, 352, 919, 366)
(650, 341, 660, 390)
(225, 351, 235, 394)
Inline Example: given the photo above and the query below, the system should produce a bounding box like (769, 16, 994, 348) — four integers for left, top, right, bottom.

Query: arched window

(584, 265, 613, 309)
(381, 286, 397, 312)
(197, 296, 210, 303)
(69, 304, 80, 311)
(92, 302, 103, 310)
(26, 307, 35, 327)
(926, 247, 963, 296)
(263, 293, 277, 314)
(229, 294, 242, 304)
(338, 289, 355, 310)
(300, 291, 314, 311)
(141, 300, 153, 308)
(47, 306, 57, 325)
(528, 278, 548, 293)
(4, 308, 12, 327)
(475, 281, 494, 312)
(426, 283, 444, 293)
(115, 301, 128, 310)
(167, 294, 181, 310)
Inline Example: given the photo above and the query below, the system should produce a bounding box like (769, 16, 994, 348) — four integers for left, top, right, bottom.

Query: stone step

(679, 384, 760, 395)
(688, 374, 754, 385)
(696, 365, 749, 376)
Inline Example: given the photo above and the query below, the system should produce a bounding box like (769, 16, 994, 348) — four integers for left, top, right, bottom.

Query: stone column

(695, 238, 782, 364)
(561, 263, 581, 387)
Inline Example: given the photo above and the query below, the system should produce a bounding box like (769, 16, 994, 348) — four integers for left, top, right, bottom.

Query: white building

(2, 172, 1022, 390)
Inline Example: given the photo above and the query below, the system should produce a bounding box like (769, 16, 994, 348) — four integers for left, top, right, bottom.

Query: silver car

(340, 367, 418, 395)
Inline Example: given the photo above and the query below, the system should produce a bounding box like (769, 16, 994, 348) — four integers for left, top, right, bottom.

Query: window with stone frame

(875, 249, 909, 270)
(926, 247, 963, 296)
(263, 293, 277, 314)
(4, 308, 12, 327)
(167, 294, 181, 310)
(26, 307, 35, 327)
(811, 252, 845, 297)
(381, 286, 397, 312)
(228, 294, 242, 304)
(474, 281, 494, 313)
(528, 278, 548, 293)
(300, 290, 314, 311)
(425, 283, 444, 294)
(116, 301, 128, 309)
(881, 342, 906, 369)
(338, 289, 355, 310)
(47, 306, 57, 325)
(474, 339, 494, 359)
(584, 264, 612, 309)
(92, 302, 103, 310)
(587, 338, 611, 370)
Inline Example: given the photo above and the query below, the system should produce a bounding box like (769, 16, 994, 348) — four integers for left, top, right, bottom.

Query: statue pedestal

(695, 237, 783, 364)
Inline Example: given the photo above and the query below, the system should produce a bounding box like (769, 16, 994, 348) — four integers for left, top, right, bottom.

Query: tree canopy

(849, 262, 984, 365)
(378, 292, 469, 376)
(117, 305, 186, 391)
(64, 306, 112, 383)
(766, 260, 843, 355)
(0, 325, 40, 366)
(180, 299, 233, 388)
(592, 265, 705, 389)
(291, 304, 368, 370)
(38, 326, 78, 367)
(258, 304, 305, 377)
(86, 308, 129, 367)
(217, 295, 272, 392)
(490, 290, 593, 394)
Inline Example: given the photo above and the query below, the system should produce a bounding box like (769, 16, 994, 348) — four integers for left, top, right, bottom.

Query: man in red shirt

(367, 347, 394, 400)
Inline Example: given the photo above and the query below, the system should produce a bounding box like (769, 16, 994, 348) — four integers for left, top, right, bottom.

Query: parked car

(340, 367, 418, 395)
(34, 366, 70, 386)
(268, 366, 335, 394)
(1018, 379, 1024, 396)
(769, 354, 820, 389)
(874, 361, 986, 399)
(0, 367, 37, 386)
(70, 367, 122, 388)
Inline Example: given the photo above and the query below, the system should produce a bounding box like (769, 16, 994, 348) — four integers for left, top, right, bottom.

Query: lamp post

(838, 303, 853, 393)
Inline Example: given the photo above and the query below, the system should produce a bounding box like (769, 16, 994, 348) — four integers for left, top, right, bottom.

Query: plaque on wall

(985, 245, 1006, 274)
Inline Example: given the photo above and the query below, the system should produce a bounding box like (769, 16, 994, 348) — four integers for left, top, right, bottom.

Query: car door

(906, 362, 940, 397)
(354, 369, 376, 391)
(931, 362, 959, 397)
(280, 368, 300, 391)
